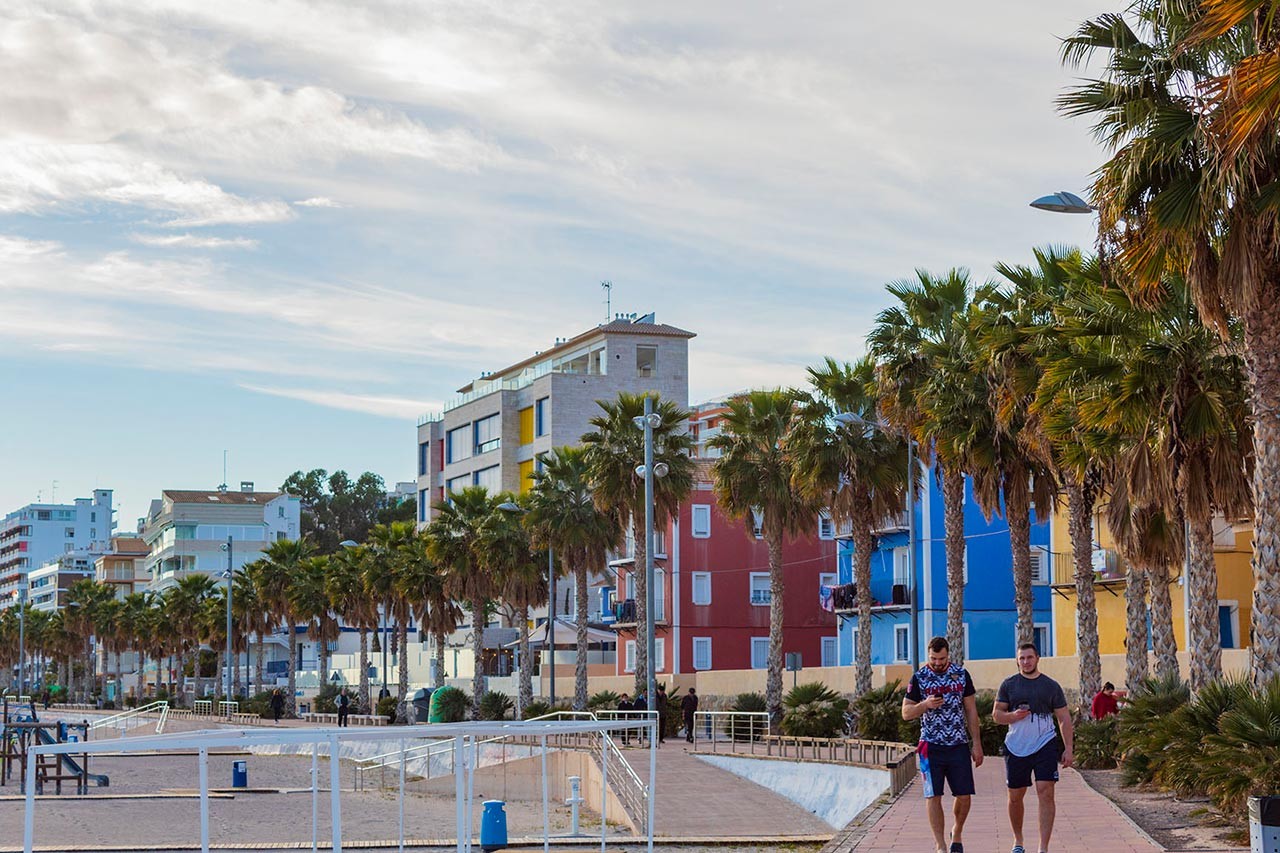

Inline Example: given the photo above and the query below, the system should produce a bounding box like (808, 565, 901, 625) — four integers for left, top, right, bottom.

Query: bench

(302, 712, 389, 726)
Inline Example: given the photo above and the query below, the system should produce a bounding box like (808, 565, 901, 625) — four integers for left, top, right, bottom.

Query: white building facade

(0, 489, 114, 610)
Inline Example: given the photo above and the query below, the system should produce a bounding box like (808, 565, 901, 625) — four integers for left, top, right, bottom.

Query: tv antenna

(601, 280, 612, 322)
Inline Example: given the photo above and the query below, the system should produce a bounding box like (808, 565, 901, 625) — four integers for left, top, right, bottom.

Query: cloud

(130, 232, 258, 249)
(240, 384, 440, 419)
(294, 197, 343, 208)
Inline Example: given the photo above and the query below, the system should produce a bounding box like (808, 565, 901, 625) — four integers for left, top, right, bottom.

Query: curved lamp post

(1029, 191, 1095, 214)
(632, 397, 668, 715)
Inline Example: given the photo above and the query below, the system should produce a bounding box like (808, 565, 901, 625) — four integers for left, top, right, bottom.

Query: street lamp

(632, 398, 667, 716)
(833, 411, 920, 671)
(1029, 191, 1095, 214)
(497, 502, 555, 709)
(11, 589, 26, 696)
(219, 536, 234, 712)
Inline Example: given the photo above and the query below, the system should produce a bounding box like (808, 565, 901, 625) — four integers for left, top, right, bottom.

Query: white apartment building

(27, 549, 107, 612)
(140, 483, 301, 593)
(415, 312, 694, 523)
(0, 489, 114, 610)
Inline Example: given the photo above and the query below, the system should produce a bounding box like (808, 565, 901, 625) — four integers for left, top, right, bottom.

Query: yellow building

(1049, 508, 1253, 658)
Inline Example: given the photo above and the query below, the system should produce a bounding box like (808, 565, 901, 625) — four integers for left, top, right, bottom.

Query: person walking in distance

(993, 643, 1074, 853)
(681, 687, 699, 743)
(269, 688, 285, 725)
(337, 688, 351, 727)
(901, 637, 983, 853)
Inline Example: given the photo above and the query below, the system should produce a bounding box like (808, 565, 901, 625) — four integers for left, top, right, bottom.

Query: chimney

(240, 481, 254, 493)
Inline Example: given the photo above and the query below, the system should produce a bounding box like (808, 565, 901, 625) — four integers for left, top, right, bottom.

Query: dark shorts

(919, 742, 975, 798)
(1004, 742, 1060, 788)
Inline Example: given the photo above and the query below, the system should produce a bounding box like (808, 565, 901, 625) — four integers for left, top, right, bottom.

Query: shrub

(588, 690, 621, 711)
(780, 682, 849, 738)
(853, 680, 907, 743)
(730, 692, 768, 740)
(522, 700, 553, 720)
(431, 686, 470, 723)
(477, 691, 513, 721)
(1117, 674, 1190, 786)
(1074, 717, 1119, 769)
(314, 684, 341, 714)
(974, 691, 1006, 756)
(377, 695, 398, 722)
(1156, 676, 1252, 796)
(1194, 679, 1280, 817)
(241, 691, 276, 718)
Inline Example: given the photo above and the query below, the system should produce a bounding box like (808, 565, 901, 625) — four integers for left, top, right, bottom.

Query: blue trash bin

(480, 800, 508, 851)
(232, 760, 248, 789)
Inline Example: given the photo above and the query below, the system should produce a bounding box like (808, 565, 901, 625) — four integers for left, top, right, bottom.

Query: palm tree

(526, 447, 623, 709)
(119, 592, 153, 701)
(233, 563, 268, 696)
(327, 546, 377, 712)
(368, 521, 417, 722)
(395, 529, 460, 696)
(710, 389, 818, 721)
(870, 269, 997, 660)
(789, 357, 911, 696)
(164, 574, 216, 703)
(66, 578, 112, 701)
(290, 555, 340, 688)
(582, 391, 694, 696)
(1060, 1, 1280, 682)
(256, 538, 314, 716)
(428, 487, 505, 705)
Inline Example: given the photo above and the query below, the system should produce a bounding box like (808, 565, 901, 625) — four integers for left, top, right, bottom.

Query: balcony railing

(1050, 548, 1127, 595)
(872, 511, 911, 533)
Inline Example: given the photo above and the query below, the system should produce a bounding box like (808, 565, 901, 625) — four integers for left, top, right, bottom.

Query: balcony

(830, 582, 911, 615)
(610, 598, 667, 629)
(1049, 548, 1127, 597)
(872, 511, 910, 534)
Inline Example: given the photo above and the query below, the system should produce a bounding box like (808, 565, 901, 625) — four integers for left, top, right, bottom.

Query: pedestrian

(617, 693, 633, 745)
(337, 688, 351, 727)
(1089, 682, 1125, 721)
(270, 688, 285, 725)
(41, 689, 50, 710)
(901, 636, 983, 853)
(655, 684, 668, 744)
(994, 642, 1074, 853)
(681, 687, 698, 743)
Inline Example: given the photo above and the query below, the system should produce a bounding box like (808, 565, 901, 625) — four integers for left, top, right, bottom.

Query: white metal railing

(595, 709, 660, 745)
(690, 711, 770, 750)
(88, 701, 170, 733)
(156, 704, 170, 734)
(192, 700, 213, 715)
(217, 701, 238, 717)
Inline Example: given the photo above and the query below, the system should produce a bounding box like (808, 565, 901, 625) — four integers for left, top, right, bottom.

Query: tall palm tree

(870, 269, 997, 660)
(428, 487, 504, 705)
(395, 529, 461, 695)
(710, 389, 818, 721)
(582, 391, 694, 696)
(1060, 1, 1280, 682)
(66, 578, 113, 701)
(290, 555, 339, 687)
(789, 357, 911, 696)
(326, 546, 377, 712)
(119, 592, 153, 701)
(233, 563, 268, 696)
(368, 521, 418, 721)
(164, 574, 216, 703)
(527, 447, 623, 709)
(256, 538, 314, 716)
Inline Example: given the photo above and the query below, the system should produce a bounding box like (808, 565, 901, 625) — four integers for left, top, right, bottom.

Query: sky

(0, 1, 1104, 529)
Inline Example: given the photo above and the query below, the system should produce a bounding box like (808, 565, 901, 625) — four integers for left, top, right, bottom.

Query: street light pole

(548, 544, 556, 707)
(15, 589, 26, 695)
(642, 398, 657, 712)
(222, 536, 233, 710)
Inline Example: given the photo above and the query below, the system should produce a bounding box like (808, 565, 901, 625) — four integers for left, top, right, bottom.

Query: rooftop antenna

(221, 450, 228, 492)
(601, 280, 612, 322)
(51, 480, 58, 503)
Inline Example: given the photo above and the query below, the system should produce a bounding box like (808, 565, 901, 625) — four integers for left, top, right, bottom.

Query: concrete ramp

(695, 753, 888, 828)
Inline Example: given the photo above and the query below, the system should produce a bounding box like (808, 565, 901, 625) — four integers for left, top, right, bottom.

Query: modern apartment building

(0, 489, 114, 610)
(27, 549, 107, 612)
(95, 537, 151, 600)
(416, 313, 694, 522)
(139, 483, 301, 593)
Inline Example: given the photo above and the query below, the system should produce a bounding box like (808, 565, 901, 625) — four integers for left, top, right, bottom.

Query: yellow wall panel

(519, 407, 535, 445)
(519, 459, 535, 493)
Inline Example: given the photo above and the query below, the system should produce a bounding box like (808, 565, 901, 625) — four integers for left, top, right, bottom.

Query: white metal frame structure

(22, 718, 657, 853)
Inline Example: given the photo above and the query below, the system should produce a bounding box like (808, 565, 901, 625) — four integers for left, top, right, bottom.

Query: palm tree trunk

(176, 651, 187, 706)
(1006, 481, 1035, 647)
(765, 520, 785, 724)
(851, 493, 875, 698)
(1124, 561, 1149, 688)
(471, 596, 487, 709)
(1243, 293, 1280, 684)
(517, 605, 533, 714)
(396, 620, 409, 723)
(286, 629, 298, 717)
(942, 464, 967, 663)
(255, 636, 265, 697)
(1185, 508, 1221, 691)
(233, 647, 242, 698)
(1067, 478, 1102, 708)
(1149, 567, 1179, 680)
(65, 656, 74, 703)
(574, 564, 590, 710)
(631, 519, 648, 698)
(434, 630, 447, 688)
(358, 628, 371, 714)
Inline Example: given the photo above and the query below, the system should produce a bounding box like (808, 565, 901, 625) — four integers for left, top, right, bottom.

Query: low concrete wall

(695, 754, 888, 828)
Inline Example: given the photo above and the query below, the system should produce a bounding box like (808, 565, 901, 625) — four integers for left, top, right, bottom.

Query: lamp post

(833, 412, 919, 671)
(632, 397, 669, 715)
(496, 503, 555, 707)
(219, 536, 233, 711)
(12, 589, 26, 695)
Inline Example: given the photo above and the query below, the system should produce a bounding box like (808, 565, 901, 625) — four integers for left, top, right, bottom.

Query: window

(1030, 548, 1050, 584)
(655, 637, 666, 672)
(894, 547, 910, 586)
(653, 528, 666, 556)
(473, 465, 501, 492)
(1033, 624, 1051, 656)
(654, 568, 666, 620)
(65, 527, 75, 538)
(90, 528, 96, 538)
(446, 425, 471, 463)
(818, 513, 835, 540)
(750, 637, 769, 670)
(749, 573, 771, 606)
(636, 345, 657, 377)
(519, 407, 534, 445)
(751, 508, 764, 539)
(894, 625, 910, 663)
(691, 504, 711, 538)
(692, 637, 712, 670)
(37, 510, 51, 521)
(419, 441, 430, 476)
(90, 512, 96, 522)
(819, 572, 837, 589)
(474, 414, 501, 454)
(625, 641, 636, 672)
(446, 474, 470, 495)
(519, 459, 534, 493)
(419, 490, 428, 522)
(821, 636, 838, 667)
(535, 397, 549, 437)
(691, 572, 711, 605)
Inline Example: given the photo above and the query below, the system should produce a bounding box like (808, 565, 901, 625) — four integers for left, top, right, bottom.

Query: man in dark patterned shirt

(902, 636, 983, 853)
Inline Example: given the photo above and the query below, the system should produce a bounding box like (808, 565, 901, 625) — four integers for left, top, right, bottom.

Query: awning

(505, 618, 617, 648)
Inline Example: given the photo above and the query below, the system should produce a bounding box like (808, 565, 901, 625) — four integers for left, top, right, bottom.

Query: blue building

(834, 463, 1053, 668)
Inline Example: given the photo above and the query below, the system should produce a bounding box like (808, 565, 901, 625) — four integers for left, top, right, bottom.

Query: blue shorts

(1005, 742, 1060, 788)
(918, 742, 975, 798)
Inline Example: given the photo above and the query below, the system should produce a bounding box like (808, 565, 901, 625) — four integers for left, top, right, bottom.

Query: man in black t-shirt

(902, 636, 983, 853)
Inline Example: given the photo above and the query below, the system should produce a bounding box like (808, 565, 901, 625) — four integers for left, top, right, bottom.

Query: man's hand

(1011, 707, 1031, 722)
(971, 743, 984, 768)
(1061, 749, 1074, 769)
(923, 694, 945, 711)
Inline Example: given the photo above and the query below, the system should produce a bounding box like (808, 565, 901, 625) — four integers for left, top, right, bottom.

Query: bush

(1117, 674, 1190, 786)
(1156, 676, 1252, 795)
(477, 691, 513, 721)
(973, 691, 1006, 756)
(853, 680, 907, 743)
(314, 684, 341, 714)
(431, 686, 470, 723)
(1074, 717, 1119, 769)
(522, 700, 553, 720)
(377, 695, 398, 723)
(1197, 679, 1280, 818)
(241, 691, 276, 718)
(730, 692, 768, 740)
(780, 682, 849, 738)
(588, 690, 621, 711)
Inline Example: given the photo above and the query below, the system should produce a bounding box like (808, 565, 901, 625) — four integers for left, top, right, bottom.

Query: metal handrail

(599, 728, 647, 796)
(691, 710, 770, 750)
(156, 705, 170, 734)
(88, 701, 169, 730)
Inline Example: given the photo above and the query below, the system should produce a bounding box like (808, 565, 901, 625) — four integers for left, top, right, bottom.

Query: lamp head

(497, 502, 525, 514)
(1029, 191, 1094, 214)
(653, 462, 670, 478)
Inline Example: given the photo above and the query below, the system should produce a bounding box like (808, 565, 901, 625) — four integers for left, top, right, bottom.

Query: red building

(610, 463, 840, 676)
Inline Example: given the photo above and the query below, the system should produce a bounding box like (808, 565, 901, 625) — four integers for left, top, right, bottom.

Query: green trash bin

(428, 687, 461, 723)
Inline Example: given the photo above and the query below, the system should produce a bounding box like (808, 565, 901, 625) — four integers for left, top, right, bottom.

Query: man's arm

(902, 693, 943, 720)
(992, 701, 1029, 726)
(1055, 706, 1074, 767)
(963, 694, 984, 766)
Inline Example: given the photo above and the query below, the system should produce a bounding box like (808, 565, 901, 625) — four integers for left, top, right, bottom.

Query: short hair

(689, 687, 696, 694)
(1103, 682, 1114, 691)
(927, 636, 949, 653)
(1018, 642, 1040, 656)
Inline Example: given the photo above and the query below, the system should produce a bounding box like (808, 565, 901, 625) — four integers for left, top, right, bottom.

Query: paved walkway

(844, 759, 1159, 852)
(620, 743, 834, 839)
